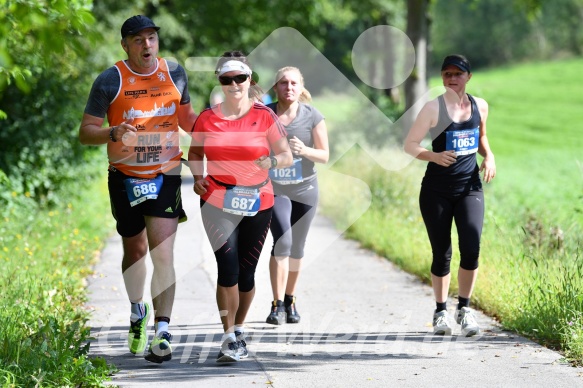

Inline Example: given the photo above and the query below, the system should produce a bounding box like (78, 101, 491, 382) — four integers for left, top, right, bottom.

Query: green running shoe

(145, 331, 173, 363)
(128, 302, 150, 354)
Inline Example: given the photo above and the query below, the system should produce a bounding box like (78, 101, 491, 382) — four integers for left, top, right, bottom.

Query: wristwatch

(269, 156, 278, 168)
(109, 126, 117, 142)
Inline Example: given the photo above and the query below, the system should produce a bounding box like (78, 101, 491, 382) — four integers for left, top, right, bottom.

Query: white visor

(216, 60, 252, 76)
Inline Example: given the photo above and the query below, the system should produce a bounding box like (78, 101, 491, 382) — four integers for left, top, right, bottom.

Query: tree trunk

(405, 0, 429, 121)
(383, 25, 401, 104)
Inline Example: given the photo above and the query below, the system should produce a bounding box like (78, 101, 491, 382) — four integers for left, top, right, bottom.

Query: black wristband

(269, 156, 278, 168)
(109, 126, 117, 142)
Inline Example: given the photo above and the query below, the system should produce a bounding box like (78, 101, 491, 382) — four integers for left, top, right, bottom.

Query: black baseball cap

(441, 55, 471, 73)
(121, 15, 160, 38)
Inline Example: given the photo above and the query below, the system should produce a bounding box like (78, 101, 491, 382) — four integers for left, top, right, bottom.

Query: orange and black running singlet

(107, 58, 182, 178)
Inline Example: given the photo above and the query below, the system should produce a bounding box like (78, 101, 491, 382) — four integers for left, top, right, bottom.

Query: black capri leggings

(270, 178, 319, 258)
(200, 200, 272, 292)
(419, 186, 484, 277)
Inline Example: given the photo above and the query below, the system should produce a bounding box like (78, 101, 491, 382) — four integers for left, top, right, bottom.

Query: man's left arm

(178, 103, 198, 134)
(170, 63, 198, 133)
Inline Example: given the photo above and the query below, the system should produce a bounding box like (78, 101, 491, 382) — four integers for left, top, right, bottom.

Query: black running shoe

(285, 296, 301, 324)
(266, 300, 286, 325)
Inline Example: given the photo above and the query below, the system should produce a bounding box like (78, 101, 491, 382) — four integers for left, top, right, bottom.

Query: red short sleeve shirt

(192, 103, 287, 210)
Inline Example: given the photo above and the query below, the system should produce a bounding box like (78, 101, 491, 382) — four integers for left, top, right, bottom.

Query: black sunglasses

(218, 74, 249, 85)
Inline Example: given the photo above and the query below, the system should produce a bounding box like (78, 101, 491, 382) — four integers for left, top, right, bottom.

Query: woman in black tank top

(404, 54, 496, 337)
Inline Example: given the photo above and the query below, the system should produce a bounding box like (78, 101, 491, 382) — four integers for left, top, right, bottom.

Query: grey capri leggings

(270, 177, 319, 258)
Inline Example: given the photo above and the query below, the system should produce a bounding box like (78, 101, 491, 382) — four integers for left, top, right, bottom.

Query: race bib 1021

(269, 158, 303, 185)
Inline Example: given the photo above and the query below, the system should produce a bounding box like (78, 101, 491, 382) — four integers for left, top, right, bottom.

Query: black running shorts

(108, 166, 186, 237)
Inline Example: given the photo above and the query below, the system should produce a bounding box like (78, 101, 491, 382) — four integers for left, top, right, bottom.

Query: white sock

(155, 321, 169, 336)
(234, 325, 245, 335)
(130, 302, 145, 322)
(221, 332, 236, 344)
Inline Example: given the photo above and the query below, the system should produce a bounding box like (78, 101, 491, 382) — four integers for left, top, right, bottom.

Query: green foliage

(327, 90, 404, 157)
(462, 58, 583, 225)
(88, 0, 407, 110)
(0, 81, 105, 207)
(0, 0, 97, 97)
(505, 252, 583, 350)
(431, 0, 535, 69)
(91, 0, 361, 110)
(561, 308, 583, 365)
(430, 0, 583, 72)
(318, 1, 406, 90)
(538, 0, 583, 56)
(0, 6, 113, 376)
(0, 170, 116, 386)
(0, 0, 105, 208)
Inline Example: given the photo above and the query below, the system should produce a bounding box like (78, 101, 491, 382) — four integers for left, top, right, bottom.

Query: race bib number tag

(123, 175, 164, 207)
(269, 158, 303, 184)
(446, 128, 479, 156)
(223, 187, 261, 216)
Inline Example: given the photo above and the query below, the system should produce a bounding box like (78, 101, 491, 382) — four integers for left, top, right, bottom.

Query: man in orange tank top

(79, 15, 198, 364)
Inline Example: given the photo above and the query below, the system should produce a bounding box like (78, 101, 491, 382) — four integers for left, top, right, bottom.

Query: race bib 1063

(123, 175, 164, 207)
(223, 186, 261, 216)
(269, 158, 303, 185)
(446, 127, 479, 156)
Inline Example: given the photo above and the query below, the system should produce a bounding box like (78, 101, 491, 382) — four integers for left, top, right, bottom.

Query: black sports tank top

(422, 94, 482, 193)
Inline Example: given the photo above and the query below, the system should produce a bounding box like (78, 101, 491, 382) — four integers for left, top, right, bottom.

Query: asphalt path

(87, 176, 583, 387)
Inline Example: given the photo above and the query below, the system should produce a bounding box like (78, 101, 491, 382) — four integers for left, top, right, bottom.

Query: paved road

(87, 176, 582, 387)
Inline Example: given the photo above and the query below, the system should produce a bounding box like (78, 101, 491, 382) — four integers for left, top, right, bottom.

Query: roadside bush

(0, 167, 116, 386)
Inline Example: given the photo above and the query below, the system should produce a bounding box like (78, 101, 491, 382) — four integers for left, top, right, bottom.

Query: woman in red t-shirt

(188, 51, 292, 363)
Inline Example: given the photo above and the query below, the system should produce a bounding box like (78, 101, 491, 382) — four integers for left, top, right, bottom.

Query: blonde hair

(274, 66, 312, 103)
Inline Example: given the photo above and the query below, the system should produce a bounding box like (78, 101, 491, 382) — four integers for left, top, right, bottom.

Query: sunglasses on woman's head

(218, 74, 249, 85)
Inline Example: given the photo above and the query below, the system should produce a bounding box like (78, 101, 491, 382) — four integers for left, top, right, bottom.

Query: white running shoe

(432, 310, 453, 335)
(216, 337, 240, 363)
(456, 306, 480, 337)
(235, 330, 248, 359)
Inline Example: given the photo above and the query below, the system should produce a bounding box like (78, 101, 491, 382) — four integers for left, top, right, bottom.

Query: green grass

(318, 57, 583, 365)
(0, 166, 117, 386)
(311, 89, 361, 127)
(457, 58, 583, 224)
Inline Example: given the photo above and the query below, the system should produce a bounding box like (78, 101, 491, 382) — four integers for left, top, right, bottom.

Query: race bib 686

(123, 175, 164, 207)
